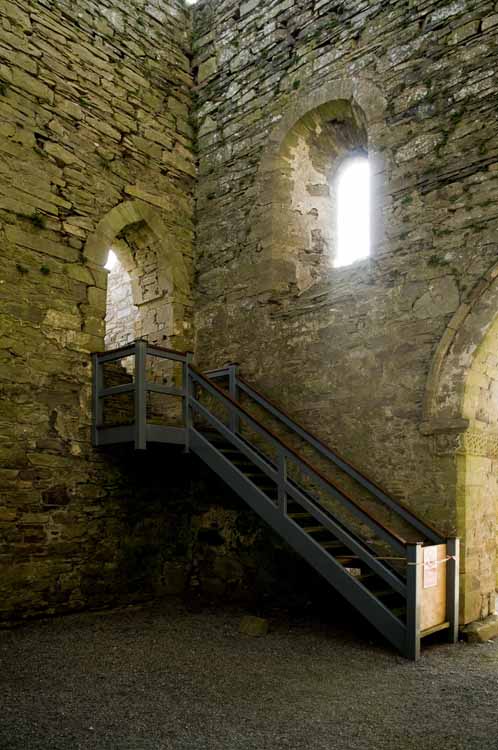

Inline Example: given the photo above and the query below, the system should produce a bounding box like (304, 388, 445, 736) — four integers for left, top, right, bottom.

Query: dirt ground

(1, 599, 497, 750)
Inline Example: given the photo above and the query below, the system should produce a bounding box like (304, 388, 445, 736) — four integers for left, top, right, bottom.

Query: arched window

(267, 99, 371, 292)
(335, 156, 370, 268)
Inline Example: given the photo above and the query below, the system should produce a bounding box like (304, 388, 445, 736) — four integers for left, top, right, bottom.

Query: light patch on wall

(185, 0, 199, 4)
(105, 249, 118, 271)
(334, 157, 370, 268)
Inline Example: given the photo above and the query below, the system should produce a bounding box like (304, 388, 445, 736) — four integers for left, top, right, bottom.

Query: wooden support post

(134, 339, 147, 450)
(406, 542, 423, 660)
(184, 352, 193, 453)
(92, 353, 103, 447)
(228, 363, 240, 434)
(446, 537, 460, 644)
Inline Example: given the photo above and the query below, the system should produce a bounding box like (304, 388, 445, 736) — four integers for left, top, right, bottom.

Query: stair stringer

(190, 428, 407, 654)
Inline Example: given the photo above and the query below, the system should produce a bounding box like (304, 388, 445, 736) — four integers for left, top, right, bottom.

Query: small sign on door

(423, 546, 438, 589)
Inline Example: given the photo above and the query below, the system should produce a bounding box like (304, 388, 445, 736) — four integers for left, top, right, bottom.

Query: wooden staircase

(92, 340, 460, 659)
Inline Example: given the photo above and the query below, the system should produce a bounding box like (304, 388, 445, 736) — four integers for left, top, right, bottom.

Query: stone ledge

(462, 615, 498, 643)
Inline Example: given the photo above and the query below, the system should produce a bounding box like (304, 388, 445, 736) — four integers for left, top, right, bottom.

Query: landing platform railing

(92, 339, 192, 449)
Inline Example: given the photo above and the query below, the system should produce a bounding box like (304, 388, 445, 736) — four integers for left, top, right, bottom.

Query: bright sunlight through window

(334, 157, 370, 268)
(105, 249, 118, 271)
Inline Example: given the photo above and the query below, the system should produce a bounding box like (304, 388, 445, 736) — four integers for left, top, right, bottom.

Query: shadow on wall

(98, 443, 337, 615)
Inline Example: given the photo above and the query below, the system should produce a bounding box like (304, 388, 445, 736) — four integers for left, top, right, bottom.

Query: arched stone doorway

(423, 261, 498, 624)
(84, 200, 194, 426)
(84, 199, 193, 354)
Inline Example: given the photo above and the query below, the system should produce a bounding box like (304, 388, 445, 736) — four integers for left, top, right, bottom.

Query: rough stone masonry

(0, 0, 498, 629)
(193, 0, 498, 624)
(0, 0, 198, 622)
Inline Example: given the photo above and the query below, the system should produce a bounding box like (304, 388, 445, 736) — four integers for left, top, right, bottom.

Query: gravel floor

(1, 600, 497, 750)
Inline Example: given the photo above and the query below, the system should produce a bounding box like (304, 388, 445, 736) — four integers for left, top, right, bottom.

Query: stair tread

(302, 526, 327, 533)
(370, 588, 398, 599)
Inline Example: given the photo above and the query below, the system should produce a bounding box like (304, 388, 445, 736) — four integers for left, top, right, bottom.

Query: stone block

(2, 1, 31, 30)
(239, 616, 269, 637)
(198, 57, 217, 83)
(44, 309, 82, 331)
(45, 142, 78, 165)
(11, 68, 53, 103)
(482, 15, 498, 30)
(462, 615, 498, 643)
(5, 226, 80, 262)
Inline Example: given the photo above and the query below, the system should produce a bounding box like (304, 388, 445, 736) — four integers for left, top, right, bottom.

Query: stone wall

(2, 0, 498, 628)
(0, 0, 196, 622)
(193, 0, 498, 622)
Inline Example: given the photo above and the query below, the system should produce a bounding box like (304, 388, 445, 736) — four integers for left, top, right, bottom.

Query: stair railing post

(92, 353, 103, 447)
(446, 537, 460, 644)
(277, 449, 287, 514)
(134, 339, 147, 450)
(228, 363, 240, 434)
(184, 352, 194, 452)
(406, 542, 423, 660)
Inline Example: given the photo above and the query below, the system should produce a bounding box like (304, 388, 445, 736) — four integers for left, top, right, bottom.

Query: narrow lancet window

(105, 249, 118, 271)
(334, 157, 370, 268)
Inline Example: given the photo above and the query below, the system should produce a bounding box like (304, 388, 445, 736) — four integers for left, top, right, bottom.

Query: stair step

(195, 418, 429, 655)
(321, 541, 349, 551)
(302, 526, 327, 534)
(370, 588, 398, 600)
(354, 572, 375, 582)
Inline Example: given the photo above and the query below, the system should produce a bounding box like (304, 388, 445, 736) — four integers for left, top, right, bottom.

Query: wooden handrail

(236, 374, 444, 543)
(189, 365, 409, 549)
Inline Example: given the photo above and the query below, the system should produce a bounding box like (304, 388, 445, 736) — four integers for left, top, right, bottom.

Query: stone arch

(84, 200, 193, 352)
(248, 78, 387, 295)
(422, 261, 498, 431)
(422, 261, 498, 623)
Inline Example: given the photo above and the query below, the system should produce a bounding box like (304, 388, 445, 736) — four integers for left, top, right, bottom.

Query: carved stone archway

(422, 261, 498, 623)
